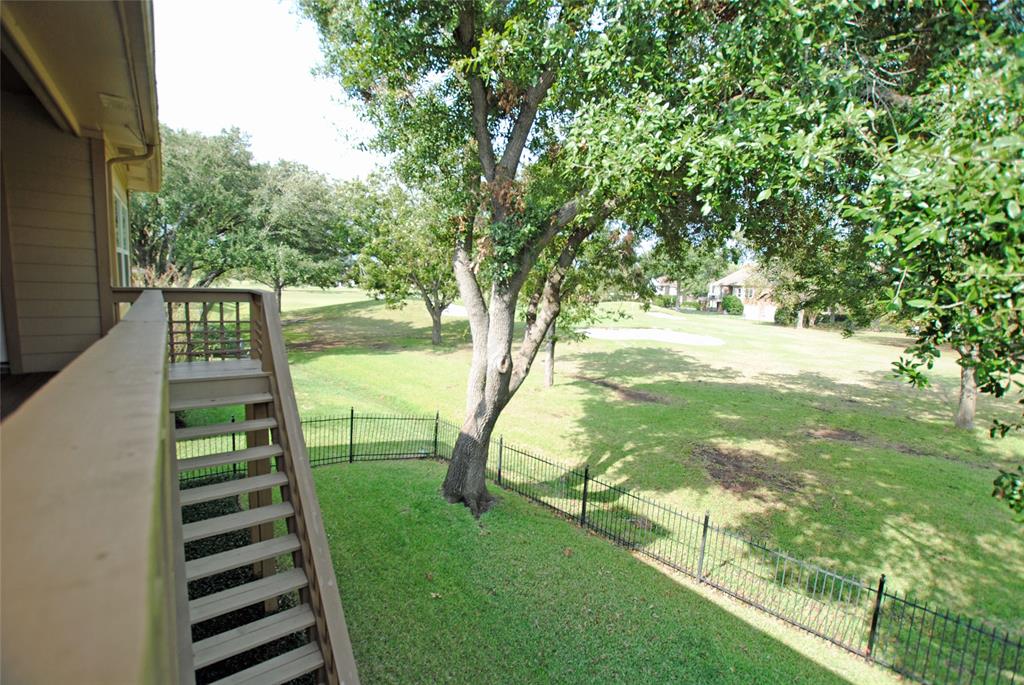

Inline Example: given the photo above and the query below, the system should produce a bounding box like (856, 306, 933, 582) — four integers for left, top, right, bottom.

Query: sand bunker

(583, 327, 724, 346)
(443, 304, 468, 317)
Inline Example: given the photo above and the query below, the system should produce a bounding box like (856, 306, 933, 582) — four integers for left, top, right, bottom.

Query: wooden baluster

(184, 301, 192, 360)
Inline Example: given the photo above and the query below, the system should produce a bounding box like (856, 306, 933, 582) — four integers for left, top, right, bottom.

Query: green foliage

(655, 294, 675, 309)
(774, 307, 797, 326)
(722, 294, 744, 316)
(643, 242, 734, 302)
(246, 161, 354, 298)
(301, 0, 1023, 519)
(993, 466, 1024, 518)
(131, 127, 355, 294)
(354, 179, 458, 318)
(860, 28, 1024, 436)
(130, 126, 262, 286)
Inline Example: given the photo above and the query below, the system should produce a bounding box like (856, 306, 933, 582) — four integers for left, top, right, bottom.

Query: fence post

(348, 407, 355, 463)
(580, 465, 590, 526)
(867, 574, 887, 657)
(697, 511, 710, 582)
(433, 411, 439, 458)
(497, 436, 503, 485)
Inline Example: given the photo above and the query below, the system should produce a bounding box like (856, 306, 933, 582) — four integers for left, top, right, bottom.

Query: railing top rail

(255, 293, 360, 684)
(113, 287, 267, 304)
(1, 289, 173, 683)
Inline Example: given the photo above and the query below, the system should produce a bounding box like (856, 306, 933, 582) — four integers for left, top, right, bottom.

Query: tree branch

(507, 197, 580, 295)
(454, 241, 488, 339)
(496, 68, 557, 180)
(456, 6, 497, 181)
(509, 222, 595, 394)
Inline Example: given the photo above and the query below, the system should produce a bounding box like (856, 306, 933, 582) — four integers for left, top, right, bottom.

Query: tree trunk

(955, 364, 977, 430)
(429, 307, 443, 345)
(442, 404, 500, 516)
(545, 321, 556, 388)
(443, 258, 520, 515)
(275, 285, 283, 313)
(795, 309, 805, 329)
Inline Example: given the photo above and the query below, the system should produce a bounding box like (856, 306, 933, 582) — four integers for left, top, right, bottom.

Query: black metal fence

(177, 410, 1023, 685)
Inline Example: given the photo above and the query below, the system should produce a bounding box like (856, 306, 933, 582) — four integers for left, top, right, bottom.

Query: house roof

(710, 266, 752, 287)
(1, 0, 161, 190)
(709, 265, 771, 288)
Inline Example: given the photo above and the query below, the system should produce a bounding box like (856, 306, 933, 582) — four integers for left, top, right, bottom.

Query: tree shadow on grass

(281, 299, 471, 356)
(560, 345, 1024, 631)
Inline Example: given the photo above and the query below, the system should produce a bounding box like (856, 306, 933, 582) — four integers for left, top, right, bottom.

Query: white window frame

(114, 194, 130, 286)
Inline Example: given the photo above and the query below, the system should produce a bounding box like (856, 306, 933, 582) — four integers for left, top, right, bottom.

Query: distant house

(705, 266, 778, 321)
(652, 276, 679, 297)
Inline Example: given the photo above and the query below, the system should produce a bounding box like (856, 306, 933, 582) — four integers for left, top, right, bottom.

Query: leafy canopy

(858, 27, 1024, 435)
(131, 126, 262, 286)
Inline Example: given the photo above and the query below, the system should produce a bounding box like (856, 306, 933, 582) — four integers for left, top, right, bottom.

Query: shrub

(679, 300, 700, 310)
(655, 294, 676, 308)
(722, 294, 744, 316)
(774, 306, 796, 325)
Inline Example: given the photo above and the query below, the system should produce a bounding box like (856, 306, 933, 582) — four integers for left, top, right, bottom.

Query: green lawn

(316, 459, 891, 684)
(269, 287, 1024, 634)
(193, 285, 1023, 632)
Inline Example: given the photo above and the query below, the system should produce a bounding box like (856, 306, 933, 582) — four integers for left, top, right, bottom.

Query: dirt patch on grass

(808, 428, 994, 471)
(807, 427, 866, 442)
(890, 442, 995, 470)
(693, 444, 803, 499)
(627, 515, 655, 530)
(574, 375, 672, 404)
(288, 338, 396, 353)
(892, 443, 930, 457)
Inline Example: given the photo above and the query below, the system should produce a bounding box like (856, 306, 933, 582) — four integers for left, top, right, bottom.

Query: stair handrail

(252, 291, 361, 685)
(113, 287, 360, 684)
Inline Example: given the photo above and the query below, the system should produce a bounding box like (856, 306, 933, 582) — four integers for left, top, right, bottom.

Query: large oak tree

(303, 0, 1009, 514)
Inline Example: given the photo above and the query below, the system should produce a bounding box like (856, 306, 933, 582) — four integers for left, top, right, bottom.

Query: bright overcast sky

(154, 0, 384, 181)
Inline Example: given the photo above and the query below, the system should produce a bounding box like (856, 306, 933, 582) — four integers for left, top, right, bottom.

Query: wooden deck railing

(113, 287, 359, 684)
(1, 290, 192, 684)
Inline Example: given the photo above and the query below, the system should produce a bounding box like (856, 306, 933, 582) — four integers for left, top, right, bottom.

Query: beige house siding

(2, 93, 103, 372)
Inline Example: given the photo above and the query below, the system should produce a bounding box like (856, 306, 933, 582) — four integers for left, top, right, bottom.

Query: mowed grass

(315, 459, 889, 685)
(275, 287, 1024, 632)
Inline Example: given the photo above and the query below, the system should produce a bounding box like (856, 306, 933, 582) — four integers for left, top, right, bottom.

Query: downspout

(107, 144, 157, 176)
(104, 145, 156, 320)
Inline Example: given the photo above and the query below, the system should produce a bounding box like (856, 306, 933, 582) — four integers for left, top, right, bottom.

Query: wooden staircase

(170, 360, 324, 683)
(108, 287, 362, 685)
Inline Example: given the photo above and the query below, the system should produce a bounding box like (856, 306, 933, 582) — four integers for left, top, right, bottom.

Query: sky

(154, 0, 384, 181)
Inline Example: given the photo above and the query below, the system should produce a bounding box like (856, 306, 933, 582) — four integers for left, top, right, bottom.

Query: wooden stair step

(192, 605, 317, 669)
(186, 534, 302, 582)
(190, 568, 308, 625)
(183, 503, 294, 543)
(177, 445, 284, 473)
(169, 360, 269, 383)
(176, 417, 277, 441)
(208, 641, 323, 685)
(180, 472, 289, 507)
(170, 392, 274, 412)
